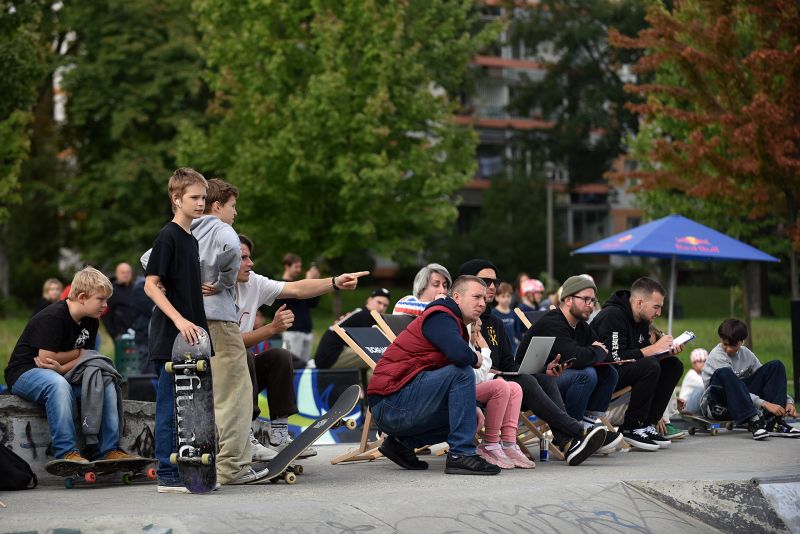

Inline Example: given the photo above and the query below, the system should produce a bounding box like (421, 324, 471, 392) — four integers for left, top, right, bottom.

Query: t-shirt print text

(74, 328, 90, 348)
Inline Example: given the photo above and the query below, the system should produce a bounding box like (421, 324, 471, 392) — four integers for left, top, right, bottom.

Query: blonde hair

(42, 278, 63, 299)
(168, 167, 208, 211)
(68, 267, 113, 300)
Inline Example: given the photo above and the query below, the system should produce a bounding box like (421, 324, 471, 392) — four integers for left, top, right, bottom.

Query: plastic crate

(114, 337, 141, 380)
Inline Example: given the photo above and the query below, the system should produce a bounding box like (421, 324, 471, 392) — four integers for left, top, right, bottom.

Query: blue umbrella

(573, 214, 779, 333)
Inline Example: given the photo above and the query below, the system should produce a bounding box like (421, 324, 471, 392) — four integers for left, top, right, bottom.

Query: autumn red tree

(609, 0, 800, 297)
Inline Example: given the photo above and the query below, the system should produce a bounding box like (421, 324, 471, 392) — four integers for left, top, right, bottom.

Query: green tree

(183, 0, 495, 274)
(59, 0, 208, 267)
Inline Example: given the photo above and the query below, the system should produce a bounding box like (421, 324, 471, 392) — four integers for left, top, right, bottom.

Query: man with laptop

(459, 260, 608, 466)
(520, 275, 624, 454)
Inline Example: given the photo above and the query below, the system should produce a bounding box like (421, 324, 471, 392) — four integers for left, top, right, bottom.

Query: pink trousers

(475, 379, 523, 443)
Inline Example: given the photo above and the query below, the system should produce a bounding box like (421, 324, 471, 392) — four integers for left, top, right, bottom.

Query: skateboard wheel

(344, 419, 357, 430)
(165, 362, 174, 373)
(200, 454, 212, 465)
(688, 427, 696, 436)
(294, 464, 304, 475)
(710, 428, 719, 436)
(123, 473, 133, 485)
(66, 478, 74, 489)
(196, 360, 207, 372)
(146, 468, 157, 480)
(726, 422, 735, 431)
(284, 472, 297, 484)
(85, 472, 97, 484)
(170, 453, 178, 464)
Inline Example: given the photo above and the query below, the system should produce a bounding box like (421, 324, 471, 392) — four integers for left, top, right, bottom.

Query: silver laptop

(510, 336, 556, 375)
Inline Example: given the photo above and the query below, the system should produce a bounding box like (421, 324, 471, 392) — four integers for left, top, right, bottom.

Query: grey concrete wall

(0, 394, 155, 481)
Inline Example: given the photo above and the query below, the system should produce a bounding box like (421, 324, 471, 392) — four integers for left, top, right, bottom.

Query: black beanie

(458, 259, 498, 277)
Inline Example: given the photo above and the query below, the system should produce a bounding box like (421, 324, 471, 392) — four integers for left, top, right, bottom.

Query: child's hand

(762, 401, 786, 417)
(175, 318, 202, 345)
(34, 356, 64, 374)
(677, 398, 686, 412)
(786, 403, 797, 418)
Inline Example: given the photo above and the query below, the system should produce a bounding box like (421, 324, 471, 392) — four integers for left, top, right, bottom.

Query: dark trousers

(504, 373, 584, 447)
(706, 360, 787, 424)
(246, 349, 297, 420)
(616, 356, 684, 429)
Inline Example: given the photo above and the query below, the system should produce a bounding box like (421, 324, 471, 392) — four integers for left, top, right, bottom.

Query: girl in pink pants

(472, 326, 535, 469)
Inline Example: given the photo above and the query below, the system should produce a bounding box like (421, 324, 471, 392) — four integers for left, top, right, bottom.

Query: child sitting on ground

(470, 321, 535, 469)
(4, 267, 135, 463)
(700, 318, 798, 440)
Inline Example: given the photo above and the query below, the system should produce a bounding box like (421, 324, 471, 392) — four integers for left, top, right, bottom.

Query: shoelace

(633, 427, 650, 438)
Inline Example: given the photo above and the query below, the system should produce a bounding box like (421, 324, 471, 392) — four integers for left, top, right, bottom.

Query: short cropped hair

(204, 178, 239, 214)
(283, 253, 301, 267)
(451, 275, 486, 297)
(168, 168, 207, 210)
(238, 234, 254, 252)
(42, 278, 63, 298)
(497, 282, 513, 296)
(718, 318, 748, 344)
(412, 263, 452, 298)
(631, 277, 666, 298)
(68, 267, 113, 300)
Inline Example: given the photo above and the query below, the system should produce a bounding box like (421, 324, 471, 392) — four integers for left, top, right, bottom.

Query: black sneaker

(595, 430, 624, 455)
(378, 436, 429, 470)
(747, 416, 769, 440)
(445, 452, 501, 475)
(621, 427, 660, 451)
(643, 426, 671, 448)
(565, 426, 606, 466)
(764, 416, 800, 438)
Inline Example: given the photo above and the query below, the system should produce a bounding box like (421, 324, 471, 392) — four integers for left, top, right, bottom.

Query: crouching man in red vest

(367, 275, 501, 475)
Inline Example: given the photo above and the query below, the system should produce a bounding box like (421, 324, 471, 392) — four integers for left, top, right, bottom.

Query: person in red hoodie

(367, 275, 501, 475)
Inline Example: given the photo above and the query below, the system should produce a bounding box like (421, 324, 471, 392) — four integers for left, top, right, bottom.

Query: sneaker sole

(653, 440, 671, 449)
(596, 432, 625, 454)
(444, 467, 501, 475)
(623, 437, 660, 451)
(768, 432, 800, 438)
(752, 433, 770, 440)
(567, 428, 606, 466)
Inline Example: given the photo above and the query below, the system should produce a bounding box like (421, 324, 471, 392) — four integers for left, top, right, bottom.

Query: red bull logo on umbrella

(675, 235, 719, 253)
(602, 233, 633, 249)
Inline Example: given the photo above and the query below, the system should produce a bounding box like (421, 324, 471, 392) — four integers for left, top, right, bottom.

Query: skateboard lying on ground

(166, 329, 217, 493)
(260, 384, 361, 485)
(46, 457, 156, 489)
(681, 413, 735, 436)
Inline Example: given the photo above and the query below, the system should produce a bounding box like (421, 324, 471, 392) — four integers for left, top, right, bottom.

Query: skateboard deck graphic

(681, 413, 735, 435)
(46, 457, 156, 488)
(167, 329, 216, 493)
(261, 384, 361, 484)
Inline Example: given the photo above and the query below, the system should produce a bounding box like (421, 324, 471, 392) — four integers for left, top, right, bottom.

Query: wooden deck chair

(598, 386, 632, 450)
(329, 325, 388, 465)
(514, 308, 548, 330)
(517, 411, 566, 461)
(370, 310, 414, 342)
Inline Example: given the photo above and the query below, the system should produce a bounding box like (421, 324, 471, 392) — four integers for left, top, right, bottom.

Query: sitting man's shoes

(63, 450, 90, 464)
(643, 426, 671, 448)
(445, 452, 501, 475)
(765, 416, 800, 438)
(379, 436, 429, 470)
(621, 427, 660, 451)
(100, 449, 138, 461)
(747, 416, 769, 440)
(595, 430, 624, 455)
(565, 426, 606, 466)
(228, 463, 270, 485)
(662, 423, 686, 440)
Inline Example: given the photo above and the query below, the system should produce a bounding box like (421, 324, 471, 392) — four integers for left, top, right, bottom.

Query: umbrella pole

(668, 255, 676, 335)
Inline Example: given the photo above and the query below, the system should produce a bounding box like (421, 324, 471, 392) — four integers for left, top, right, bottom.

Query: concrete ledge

(0, 394, 155, 481)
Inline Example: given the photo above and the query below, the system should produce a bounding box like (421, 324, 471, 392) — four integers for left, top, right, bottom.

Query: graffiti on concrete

(131, 424, 155, 459)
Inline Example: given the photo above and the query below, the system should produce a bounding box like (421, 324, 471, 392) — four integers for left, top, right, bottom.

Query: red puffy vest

(367, 304, 469, 398)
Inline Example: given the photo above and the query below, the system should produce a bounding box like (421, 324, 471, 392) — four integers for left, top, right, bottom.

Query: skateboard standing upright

(681, 412, 735, 436)
(166, 329, 216, 493)
(261, 384, 361, 484)
(46, 457, 156, 489)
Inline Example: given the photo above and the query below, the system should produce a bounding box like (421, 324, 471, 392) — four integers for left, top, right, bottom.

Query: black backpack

(0, 444, 37, 490)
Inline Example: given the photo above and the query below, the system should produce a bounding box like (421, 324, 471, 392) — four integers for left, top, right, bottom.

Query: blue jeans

(11, 368, 120, 459)
(555, 366, 618, 422)
(154, 361, 180, 483)
(706, 360, 788, 424)
(371, 365, 477, 456)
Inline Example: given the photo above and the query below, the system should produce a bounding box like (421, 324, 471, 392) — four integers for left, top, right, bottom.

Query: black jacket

(521, 308, 607, 369)
(591, 290, 651, 361)
(480, 308, 518, 373)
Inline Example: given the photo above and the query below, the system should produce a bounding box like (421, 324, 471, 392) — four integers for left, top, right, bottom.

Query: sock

(585, 411, 604, 421)
(270, 419, 289, 444)
(581, 420, 594, 431)
(501, 441, 515, 448)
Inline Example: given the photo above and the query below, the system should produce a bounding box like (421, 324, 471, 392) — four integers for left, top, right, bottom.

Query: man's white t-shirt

(236, 272, 285, 333)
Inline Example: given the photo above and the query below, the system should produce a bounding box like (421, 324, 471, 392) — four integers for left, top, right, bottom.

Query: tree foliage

(59, 0, 208, 266)
(609, 0, 800, 294)
(182, 0, 495, 269)
(510, 0, 647, 184)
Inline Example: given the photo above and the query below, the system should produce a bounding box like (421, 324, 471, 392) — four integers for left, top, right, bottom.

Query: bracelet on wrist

(332, 275, 340, 291)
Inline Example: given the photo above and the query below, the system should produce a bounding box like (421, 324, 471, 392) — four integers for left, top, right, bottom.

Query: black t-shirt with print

(4, 300, 98, 389)
(146, 221, 209, 361)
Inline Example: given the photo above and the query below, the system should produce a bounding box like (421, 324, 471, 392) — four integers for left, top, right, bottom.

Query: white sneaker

(268, 434, 318, 458)
(249, 429, 278, 461)
(228, 464, 270, 485)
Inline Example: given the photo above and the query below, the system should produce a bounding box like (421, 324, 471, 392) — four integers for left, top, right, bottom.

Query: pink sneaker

(502, 444, 536, 469)
(477, 442, 514, 469)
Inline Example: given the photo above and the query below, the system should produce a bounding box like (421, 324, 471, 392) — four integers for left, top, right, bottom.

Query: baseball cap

(370, 288, 390, 299)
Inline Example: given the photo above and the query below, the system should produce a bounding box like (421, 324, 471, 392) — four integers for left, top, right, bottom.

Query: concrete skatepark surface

(2, 426, 799, 533)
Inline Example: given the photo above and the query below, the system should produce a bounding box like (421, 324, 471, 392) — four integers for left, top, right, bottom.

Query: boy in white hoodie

(700, 318, 798, 440)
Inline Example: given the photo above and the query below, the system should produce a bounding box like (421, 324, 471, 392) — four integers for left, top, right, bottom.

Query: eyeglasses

(480, 277, 500, 288)
(570, 295, 598, 306)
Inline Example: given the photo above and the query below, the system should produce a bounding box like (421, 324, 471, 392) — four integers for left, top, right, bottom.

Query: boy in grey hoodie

(700, 318, 798, 440)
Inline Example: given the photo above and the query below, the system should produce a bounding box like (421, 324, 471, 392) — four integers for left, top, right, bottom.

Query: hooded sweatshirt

(591, 290, 650, 361)
(523, 308, 607, 369)
(190, 215, 240, 322)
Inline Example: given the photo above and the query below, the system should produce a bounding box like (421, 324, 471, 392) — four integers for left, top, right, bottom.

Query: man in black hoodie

(458, 259, 609, 466)
(592, 277, 685, 451)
